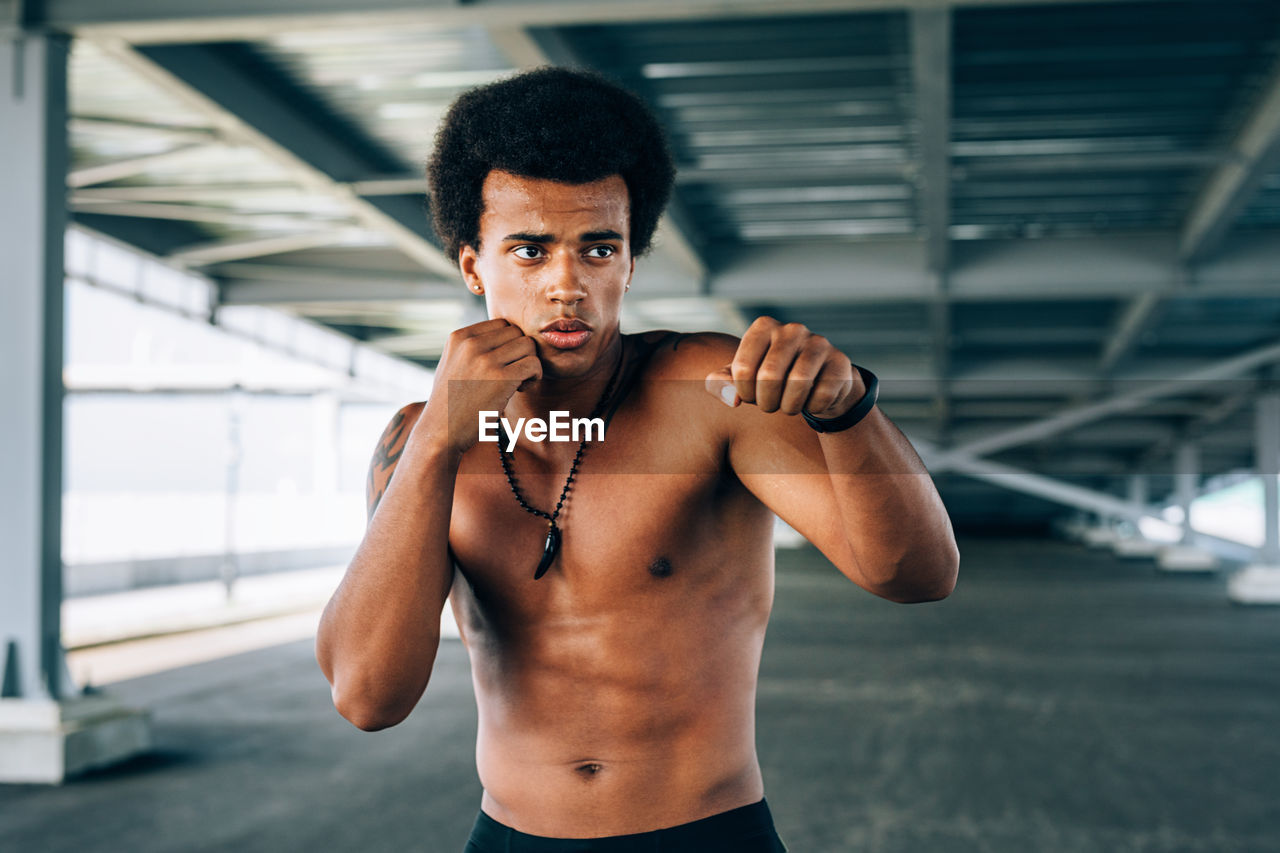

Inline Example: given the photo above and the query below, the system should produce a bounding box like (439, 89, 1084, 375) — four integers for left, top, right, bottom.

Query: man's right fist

(424, 319, 542, 456)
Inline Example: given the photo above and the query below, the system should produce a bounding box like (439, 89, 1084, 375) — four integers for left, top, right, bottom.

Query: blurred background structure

(2, 0, 1279, 849)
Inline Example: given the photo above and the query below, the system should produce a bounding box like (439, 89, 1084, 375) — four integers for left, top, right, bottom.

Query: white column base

(1081, 527, 1119, 549)
(0, 692, 151, 784)
(1157, 544, 1218, 572)
(1227, 564, 1280, 605)
(1113, 537, 1160, 559)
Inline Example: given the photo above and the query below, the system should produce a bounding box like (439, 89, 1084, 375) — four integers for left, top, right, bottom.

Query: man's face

(459, 169, 634, 379)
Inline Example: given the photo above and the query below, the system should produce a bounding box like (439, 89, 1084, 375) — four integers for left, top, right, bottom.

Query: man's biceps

(727, 414, 824, 475)
(364, 400, 426, 521)
(365, 457, 397, 523)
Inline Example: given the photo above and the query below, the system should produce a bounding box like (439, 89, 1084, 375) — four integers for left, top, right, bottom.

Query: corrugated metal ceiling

(57, 0, 1280, 524)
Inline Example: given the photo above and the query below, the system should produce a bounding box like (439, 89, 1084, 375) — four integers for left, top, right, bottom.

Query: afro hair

(425, 66, 676, 265)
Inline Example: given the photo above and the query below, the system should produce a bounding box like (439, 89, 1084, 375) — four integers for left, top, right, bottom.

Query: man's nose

(545, 253, 588, 305)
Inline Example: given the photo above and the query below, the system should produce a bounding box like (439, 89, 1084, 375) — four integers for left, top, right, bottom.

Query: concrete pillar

(1158, 440, 1216, 572)
(1257, 394, 1280, 566)
(1229, 392, 1280, 603)
(220, 388, 246, 597)
(1127, 473, 1148, 515)
(0, 30, 70, 706)
(312, 391, 340, 495)
(1113, 474, 1159, 558)
(1175, 441, 1199, 544)
(0, 33, 149, 783)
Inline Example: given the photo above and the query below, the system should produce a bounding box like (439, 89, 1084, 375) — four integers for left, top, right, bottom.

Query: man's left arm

(704, 317, 959, 603)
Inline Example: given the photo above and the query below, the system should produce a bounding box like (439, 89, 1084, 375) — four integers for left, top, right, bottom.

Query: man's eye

(513, 245, 542, 259)
(586, 246, 615, 258)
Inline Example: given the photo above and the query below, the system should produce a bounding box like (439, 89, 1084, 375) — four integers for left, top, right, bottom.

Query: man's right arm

(314, 318, 540, 731)
(314, 400, 458, 731)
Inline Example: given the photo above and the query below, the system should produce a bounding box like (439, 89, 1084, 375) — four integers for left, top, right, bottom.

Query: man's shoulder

(393, 399, 428, 426)
(631, 329, 739, 381)
(377, 400, 429, 456)
(366, 399, 429, 521)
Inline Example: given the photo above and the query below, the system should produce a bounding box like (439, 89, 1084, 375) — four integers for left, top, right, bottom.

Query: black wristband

(802, 363, 879, 433)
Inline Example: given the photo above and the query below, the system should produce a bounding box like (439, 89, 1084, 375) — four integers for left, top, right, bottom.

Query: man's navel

(573, 761, 605, 778)
(648, 556, 674, 578)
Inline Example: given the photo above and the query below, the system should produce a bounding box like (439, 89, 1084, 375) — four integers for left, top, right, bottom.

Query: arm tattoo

(366, 406, 416, 522)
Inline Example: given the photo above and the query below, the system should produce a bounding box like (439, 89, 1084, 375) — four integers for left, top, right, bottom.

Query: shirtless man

(315, 67, 958, 851)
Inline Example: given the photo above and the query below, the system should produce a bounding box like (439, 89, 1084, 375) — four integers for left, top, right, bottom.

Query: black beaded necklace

(498, 340, 625, 580)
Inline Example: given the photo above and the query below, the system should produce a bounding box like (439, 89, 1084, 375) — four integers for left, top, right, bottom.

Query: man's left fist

(705, 316, 860, 418)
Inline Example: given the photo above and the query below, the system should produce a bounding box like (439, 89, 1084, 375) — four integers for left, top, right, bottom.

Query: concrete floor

(2, 537, 1277, 852)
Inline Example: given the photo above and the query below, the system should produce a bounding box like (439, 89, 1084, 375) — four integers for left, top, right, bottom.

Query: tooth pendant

(534, 523, 561, 580)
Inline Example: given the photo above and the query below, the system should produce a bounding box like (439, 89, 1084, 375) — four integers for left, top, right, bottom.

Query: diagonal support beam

(68, 115, 219, 143)
(1180, 55, 1280, 264)
(67, 142, 213, 188)
(89, 39, 455, 276)
(917, 438, 1152, 522)
(487, 25, 709, 285)
(929, 338, 1280, 473)
(1097, 290, 1164, 375)
(914, 439, 1256, 561)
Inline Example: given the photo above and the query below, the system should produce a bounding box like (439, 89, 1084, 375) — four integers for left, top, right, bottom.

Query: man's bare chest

(449, 445, 725, 594)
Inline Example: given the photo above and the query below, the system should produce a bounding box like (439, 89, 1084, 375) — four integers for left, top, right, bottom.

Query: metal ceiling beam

(171, 230, 366, 265)
(365, 330, 453, 355)
(349, 177, 426, 197)
(68, 197, 344, 230)
(927, 337, 1280, 474)
(89, 39, 455, 276)
(675, 151, 1230, 187)
(71, 183, 307, 202)
(66, 142, 212, 187)
(957, 150, 1228, 175)
(711, 232, 1280, 304)
(218, 277, 460, 306)
(68, 115, 218, 143)
(72, 213, 209, 257)
(211, 262, 448, 287)
(487, 25, 709, 285)
(1180, 56, 1280, 264)
(39, 0, 1195, 44)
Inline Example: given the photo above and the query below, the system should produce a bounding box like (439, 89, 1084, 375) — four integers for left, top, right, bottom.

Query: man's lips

(540, 318, 591, 333)
(539, 319, 593, 350)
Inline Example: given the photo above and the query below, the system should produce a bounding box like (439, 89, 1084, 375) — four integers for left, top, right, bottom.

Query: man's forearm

(819, 403, 959, 602)
(316, 422, 458, 730)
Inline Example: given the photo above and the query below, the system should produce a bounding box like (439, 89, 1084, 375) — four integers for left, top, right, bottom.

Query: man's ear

(625, 256, 635, 292)
(459, 244, 483, 294)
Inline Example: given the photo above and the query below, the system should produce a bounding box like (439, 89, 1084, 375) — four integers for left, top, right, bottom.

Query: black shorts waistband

(464, 798, 785, 852)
